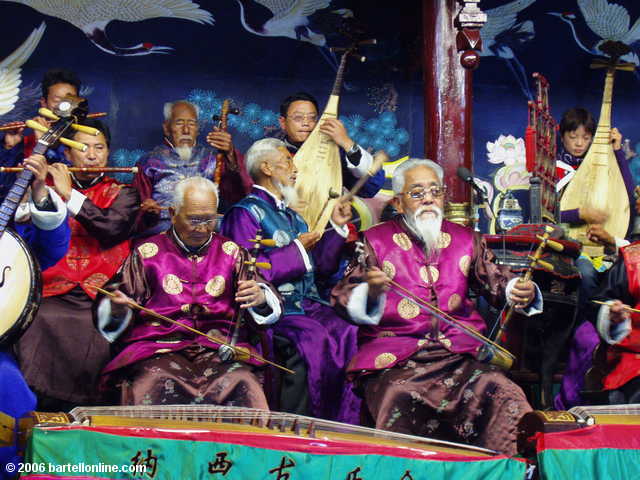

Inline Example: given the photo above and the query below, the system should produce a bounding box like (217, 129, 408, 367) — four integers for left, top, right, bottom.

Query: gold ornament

(138, 242, 159, 259)
(459, 255, 471, 277)
(419, 265, 439, 284)
(375, 352, 397, 369)
(448, 293, 462, 311)
(206, 276, 226, 297)
(162, 274, 183, 295)
(437, 232, 451, 249)
(398, 298, 420, 319)
(392, 232, 412, 251)
(222, 241, 239, 256)
(382, 260, 396, 279)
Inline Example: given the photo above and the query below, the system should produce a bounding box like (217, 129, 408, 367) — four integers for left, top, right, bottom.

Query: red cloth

(43, 177, 131, 298)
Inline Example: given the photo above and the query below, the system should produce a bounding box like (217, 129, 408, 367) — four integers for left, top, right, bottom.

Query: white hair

(392, 158, 444, 194)
(173, 176, 219, 213)
(245, 137, 287, 180)
(163, 100, 200, 122)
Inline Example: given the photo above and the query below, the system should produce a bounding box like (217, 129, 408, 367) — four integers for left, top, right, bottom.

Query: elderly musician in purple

(332, 158, 543, 456)
(96, 176, 281, 408)
(221, 138, 360, 424)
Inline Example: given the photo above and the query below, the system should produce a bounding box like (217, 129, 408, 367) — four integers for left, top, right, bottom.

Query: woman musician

(555, 107, 637, 411)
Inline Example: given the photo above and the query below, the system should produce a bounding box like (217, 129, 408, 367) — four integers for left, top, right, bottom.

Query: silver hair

(245, 137, 287, 180)
(173, 176, 219, 212)
(163, 100, 200, 122)
(392, 158, 444, 194)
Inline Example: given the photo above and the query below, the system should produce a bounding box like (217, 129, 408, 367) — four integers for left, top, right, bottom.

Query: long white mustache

(274, 180, 299, 207)
(405, 205, 443, 257)
(175, 146, 193, 162)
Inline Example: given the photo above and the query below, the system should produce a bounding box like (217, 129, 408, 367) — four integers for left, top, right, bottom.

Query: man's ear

(169, 206, 176, 223)
(259, 160, 272, 177)
(391, 196, 404, 214)
(39, 97, 47, 109)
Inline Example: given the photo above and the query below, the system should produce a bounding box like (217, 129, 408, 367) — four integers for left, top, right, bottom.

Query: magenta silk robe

(101, 231, 278, 379)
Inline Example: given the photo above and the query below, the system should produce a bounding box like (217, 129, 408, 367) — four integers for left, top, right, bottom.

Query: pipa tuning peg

(71, 124, 100, 136)
(38, 108, 59, 121)
(59, 137, 87, 152)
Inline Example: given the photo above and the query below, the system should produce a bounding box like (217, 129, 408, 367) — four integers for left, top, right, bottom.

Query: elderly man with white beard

(134, 100, 252, 237)
(332, 158, 542, 456)
(220, 138, 362, 424)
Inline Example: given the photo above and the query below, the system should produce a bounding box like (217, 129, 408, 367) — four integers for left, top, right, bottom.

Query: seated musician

(221, 138, 360, 423)
(15, 120, 140, 412)
(1, 154, 70, 475)
(591, 242, 640, 404)
(554, 107, 636, 410)
(1, 69, 81, 202)
(332, 158, 543, 456)
(96, 177, 281, 408)
(134, 100, 252, 237)
(278, 92, 385, 198)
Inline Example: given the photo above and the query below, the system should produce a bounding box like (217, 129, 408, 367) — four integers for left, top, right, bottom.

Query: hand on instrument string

(610, 128, 623, 151)
(235, 279, 266, 309)
(108, 289, 135, 318)
(586, 224, 615, 246)
(609, 300, 631, 324)
(2, 122, 24, 149)
(297, 231, 321, 251)
(579, 206, 608, 225)
(366, 266, 391, 301)
(140, 198, 162, 216)
(48, 163, 72, 201)
(319, 118, 353, 151)
(23, 154, 49, 204)
(508, 279, 536, 309)
(331, 199, 352, 227)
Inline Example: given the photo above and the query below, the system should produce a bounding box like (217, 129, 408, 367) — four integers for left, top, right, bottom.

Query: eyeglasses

(404, 186, 446, 200)
(188, 217, 216, 227)
(287, 114, 318, 123)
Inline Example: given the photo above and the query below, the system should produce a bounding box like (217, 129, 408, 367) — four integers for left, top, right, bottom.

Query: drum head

(0, 228, 42, 347)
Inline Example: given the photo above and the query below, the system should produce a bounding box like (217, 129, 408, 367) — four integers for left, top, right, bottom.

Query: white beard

(274, 180, 299, 207)
(175, 146, 193, 162)
(405, 205, 443, 258)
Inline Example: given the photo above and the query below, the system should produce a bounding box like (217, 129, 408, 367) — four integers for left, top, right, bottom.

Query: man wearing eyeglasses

(278, 92, 385, 199)
(221, 138, 361, 423)
(96, 176, 281, 407)
(333, 158, 542, 456)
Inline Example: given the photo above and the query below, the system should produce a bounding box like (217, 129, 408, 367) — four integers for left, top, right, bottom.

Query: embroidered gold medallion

(162, 274, 183, 295)
(375, 352, 397, 369)
(206, 275, 226, 297)
(138, 242, 159, 259)
(448, 293, 462, 311)
(459, 255, 471, 277)
(377, 331, 397, 338)
(419, 265, 439, 284)
(222, 241, 239, 256)
(437, 232, 451, 249)
(398, 298, 420, 319)
(382, 260, 396, 279)
(392, 232, 412, 251)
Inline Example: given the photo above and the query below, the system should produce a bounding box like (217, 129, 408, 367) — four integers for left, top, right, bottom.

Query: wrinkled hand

(579, 206, 608, 225)
(23, 154, 49, 204)
(140, 198, 162, 216)
(206, 127, 234, 153)
(331, 200, 352, 226)
(319, 118, 353, 150)
(366, 266, 391, 301)
(509, 279, 535, 309)
(297, 231, 321, 250)
(609, 300, 631, 324)
(611, 127, 623, 151)
(48, 163, 72, 201)
(2, 122, 24, 149)
(236, 279, 266, 309)
(587, 224, 615, 246)
(109, 289, 134, 317)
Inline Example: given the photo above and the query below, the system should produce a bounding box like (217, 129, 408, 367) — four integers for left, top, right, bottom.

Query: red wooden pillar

(422, 0, 484, 226)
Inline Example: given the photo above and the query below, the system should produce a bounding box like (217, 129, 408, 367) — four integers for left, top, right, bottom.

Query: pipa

(559, 48, 633, 256)
(293, 48, 359, 234)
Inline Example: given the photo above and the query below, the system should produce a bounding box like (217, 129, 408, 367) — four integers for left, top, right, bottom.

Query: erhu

(211, 100, 240, 185)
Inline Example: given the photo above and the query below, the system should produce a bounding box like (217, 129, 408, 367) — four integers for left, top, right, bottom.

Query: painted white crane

(1, 0, 213, 56)
(480, 0, 537, 99)
(548, 0, 640, 65)
(0, 22, 45, 117)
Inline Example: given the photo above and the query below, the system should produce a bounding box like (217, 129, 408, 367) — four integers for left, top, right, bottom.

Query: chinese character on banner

(268, 456, 296, 480)
(208, 452, 233, 476)
(400, 471, 414, 480)
(130, 449, 158, 478)
(346, 466, 364, 480)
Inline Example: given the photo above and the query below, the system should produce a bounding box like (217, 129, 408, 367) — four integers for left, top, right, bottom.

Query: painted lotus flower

(487, 134, 526, 166)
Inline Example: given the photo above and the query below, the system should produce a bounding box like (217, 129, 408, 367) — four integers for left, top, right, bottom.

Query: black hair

(41, 68, 81, 99)
(559, 107, 596, 136)
(72, 118, 111, 148)
(279, 92, 319, 117)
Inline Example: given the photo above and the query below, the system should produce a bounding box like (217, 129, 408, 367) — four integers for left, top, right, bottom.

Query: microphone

(456, 167, 486, 197)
